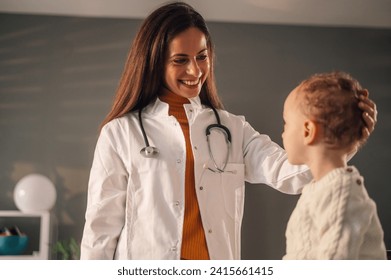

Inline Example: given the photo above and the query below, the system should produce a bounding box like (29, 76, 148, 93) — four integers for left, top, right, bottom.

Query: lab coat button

(199, 186, 203, 190)
(346, 167, 353, 172)
(208, 229, 212, 234)
(176, 159, 182, 163)
(356, 179, 362, 185)
(174, 201, 180, 207)
(170, 246, 177, 252)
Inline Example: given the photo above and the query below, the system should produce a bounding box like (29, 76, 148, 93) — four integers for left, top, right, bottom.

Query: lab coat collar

(188, 95, 203, 109)
(143, 95, 203, 117)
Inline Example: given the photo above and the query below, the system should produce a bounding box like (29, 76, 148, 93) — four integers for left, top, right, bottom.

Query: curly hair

(298, 71, 365, 148)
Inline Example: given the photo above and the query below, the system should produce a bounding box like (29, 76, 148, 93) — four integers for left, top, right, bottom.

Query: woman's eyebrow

(170, 48, 208, 58)
(171, 53, 188, 57)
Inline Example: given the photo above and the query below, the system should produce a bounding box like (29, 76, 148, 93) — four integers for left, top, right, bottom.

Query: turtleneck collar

(142, 91, 202, 117)
(159, 90, 191, 108)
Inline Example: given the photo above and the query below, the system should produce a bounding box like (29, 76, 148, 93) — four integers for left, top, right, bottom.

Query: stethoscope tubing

(138, 105, 231, 172)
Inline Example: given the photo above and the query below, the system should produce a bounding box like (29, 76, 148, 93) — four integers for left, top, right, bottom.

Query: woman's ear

(304, 120, 318, 145)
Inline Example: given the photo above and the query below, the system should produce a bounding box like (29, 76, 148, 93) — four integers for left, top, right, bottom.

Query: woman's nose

(186, 59, 201, 77)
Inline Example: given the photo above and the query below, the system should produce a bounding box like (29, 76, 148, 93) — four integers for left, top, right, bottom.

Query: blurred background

(0, 0, 390, 259)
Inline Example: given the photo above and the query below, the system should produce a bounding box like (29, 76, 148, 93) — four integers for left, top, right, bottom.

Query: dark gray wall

(1, 13, 390, 259)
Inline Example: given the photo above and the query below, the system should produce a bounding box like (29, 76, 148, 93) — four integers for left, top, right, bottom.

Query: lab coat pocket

(221, 163, 245, 220)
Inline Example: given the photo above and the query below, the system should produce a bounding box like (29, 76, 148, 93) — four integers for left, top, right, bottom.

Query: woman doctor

(80, 2, 377, 260)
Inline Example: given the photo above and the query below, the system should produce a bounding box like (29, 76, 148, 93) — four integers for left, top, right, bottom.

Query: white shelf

(0, 210, 52, 260)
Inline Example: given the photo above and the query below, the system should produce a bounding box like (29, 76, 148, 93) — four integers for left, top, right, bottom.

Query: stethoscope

(138, 106, 231, 173)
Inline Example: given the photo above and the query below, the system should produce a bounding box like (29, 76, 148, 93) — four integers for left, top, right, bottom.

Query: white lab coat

(80, 96, 312, 260)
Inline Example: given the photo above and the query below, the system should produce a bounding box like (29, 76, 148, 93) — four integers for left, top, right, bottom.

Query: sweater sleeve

(313, 175, 373, 259)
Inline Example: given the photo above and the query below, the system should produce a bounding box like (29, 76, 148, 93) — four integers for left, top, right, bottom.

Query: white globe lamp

(13, 174, 57, 212)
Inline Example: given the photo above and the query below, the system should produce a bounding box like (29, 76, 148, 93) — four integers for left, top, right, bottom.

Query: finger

(359, 102, 376, 121)
(358, 100, 377, 122)
(362, 112, 375, 133)
(362, 127, 370, 140)
(359, 94, 376, 108)
(359, 101, 375, 115)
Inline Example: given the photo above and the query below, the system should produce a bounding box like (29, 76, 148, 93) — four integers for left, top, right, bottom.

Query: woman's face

(163, 27, 210, 99)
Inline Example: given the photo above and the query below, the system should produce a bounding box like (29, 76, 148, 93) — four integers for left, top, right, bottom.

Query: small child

(282, 71, 387, 259)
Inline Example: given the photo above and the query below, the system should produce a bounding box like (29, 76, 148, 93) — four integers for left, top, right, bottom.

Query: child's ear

(304, 120, 318, 145)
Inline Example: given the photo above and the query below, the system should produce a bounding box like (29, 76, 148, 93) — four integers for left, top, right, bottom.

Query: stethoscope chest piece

(138, 108, 159, 158)
(140, 146, 159, 158)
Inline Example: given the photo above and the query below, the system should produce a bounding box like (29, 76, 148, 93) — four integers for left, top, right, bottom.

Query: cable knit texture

(159, 91, 210, 260)
(283, 166, 387, 259)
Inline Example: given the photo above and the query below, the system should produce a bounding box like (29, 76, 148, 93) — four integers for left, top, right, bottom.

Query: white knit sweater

(283, 166, 387, 259)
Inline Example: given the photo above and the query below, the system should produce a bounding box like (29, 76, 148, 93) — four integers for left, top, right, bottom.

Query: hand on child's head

(356, 88, 377, 145)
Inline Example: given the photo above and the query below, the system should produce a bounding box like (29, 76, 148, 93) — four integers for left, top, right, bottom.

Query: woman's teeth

(182, 80, 199, 86)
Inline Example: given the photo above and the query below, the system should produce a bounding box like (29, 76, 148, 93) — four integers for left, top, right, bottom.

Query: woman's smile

(181, 79, 200, 86)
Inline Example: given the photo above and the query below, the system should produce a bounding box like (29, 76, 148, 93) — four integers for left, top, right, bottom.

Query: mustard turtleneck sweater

(159, 91, 210, 260)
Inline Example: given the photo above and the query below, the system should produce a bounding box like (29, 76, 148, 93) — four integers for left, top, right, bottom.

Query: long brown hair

(100, 2, 223, 129)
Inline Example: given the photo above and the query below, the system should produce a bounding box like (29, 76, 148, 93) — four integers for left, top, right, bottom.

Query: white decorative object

(13, 174, 56, 212)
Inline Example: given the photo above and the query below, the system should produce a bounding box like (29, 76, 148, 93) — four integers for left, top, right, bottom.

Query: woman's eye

(197, 54, 208, 61)
(173, 58, 187, 65)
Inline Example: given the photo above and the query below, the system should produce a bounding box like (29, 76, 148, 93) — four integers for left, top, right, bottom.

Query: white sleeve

(80, 122, 128, 259)
(242, 121, 312, 194)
